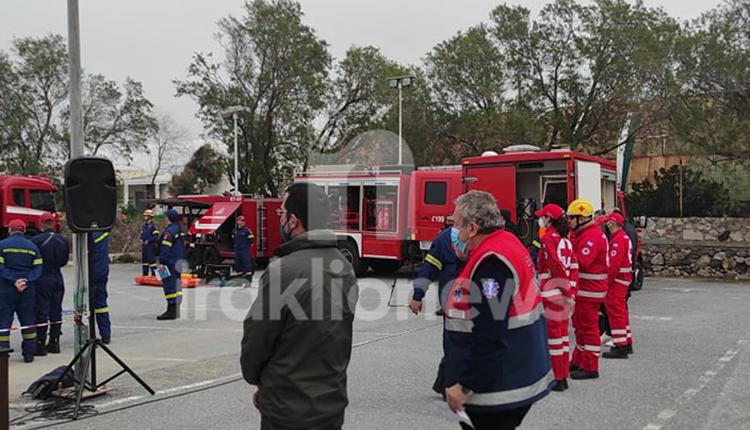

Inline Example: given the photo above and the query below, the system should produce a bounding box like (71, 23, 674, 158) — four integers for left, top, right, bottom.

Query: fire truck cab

(0, 174, 58, 239)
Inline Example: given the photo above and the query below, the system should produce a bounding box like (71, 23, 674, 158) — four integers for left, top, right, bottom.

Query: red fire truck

(150, 195, 283, 274)
(0, 174, 59, 238)
(158, 146, 642, 288)
(295, 146, 643, 285)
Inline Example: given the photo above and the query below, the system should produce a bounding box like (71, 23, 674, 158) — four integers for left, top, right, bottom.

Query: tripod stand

(52, 242, 155, 419)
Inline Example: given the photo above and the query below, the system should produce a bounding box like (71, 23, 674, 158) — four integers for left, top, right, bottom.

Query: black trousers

(261, 418, 341, 430)
(459, 405, 531, 430)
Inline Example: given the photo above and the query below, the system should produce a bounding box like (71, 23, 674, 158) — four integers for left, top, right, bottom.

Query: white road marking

(123, 357, 198, 363)
(110, 325, 243, 333)
(632, 315, 673, 322)
(642, 339, 749, 430)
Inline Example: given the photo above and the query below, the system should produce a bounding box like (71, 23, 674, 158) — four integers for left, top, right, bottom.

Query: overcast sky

(1, 0, 722, 168)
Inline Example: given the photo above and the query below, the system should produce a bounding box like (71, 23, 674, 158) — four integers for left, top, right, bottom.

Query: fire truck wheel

(368, 260, 400, 276)
(630, 259, 644, 291)
(203, 247, 220, 266)
(338, 240, 368, 277)
(186, 247, 202, 268)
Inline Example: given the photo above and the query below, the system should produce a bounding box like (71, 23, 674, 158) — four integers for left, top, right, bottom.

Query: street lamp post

(387, 75, 415, 165)
(221, 106, 250, 196)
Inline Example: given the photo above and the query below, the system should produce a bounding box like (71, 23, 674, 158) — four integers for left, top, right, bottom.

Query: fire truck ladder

(258, 203, 268, 257)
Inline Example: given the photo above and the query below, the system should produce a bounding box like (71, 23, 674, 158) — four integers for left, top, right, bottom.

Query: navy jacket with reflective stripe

(413, 227, 461, 301)
(88, 231, 110, 281)
(444, 257, 553, 412)
(0, 232, 43, 284)
(32, 230, 70, 276)
(159, 223, 185, 265)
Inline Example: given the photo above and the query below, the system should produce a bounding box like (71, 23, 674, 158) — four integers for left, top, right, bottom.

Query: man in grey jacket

(241, 182, 359, 430)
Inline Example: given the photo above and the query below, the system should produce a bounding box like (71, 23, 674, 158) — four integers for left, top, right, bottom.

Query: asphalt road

(6, 264, 750, 430)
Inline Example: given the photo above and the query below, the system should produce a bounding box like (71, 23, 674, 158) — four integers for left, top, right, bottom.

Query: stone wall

(640, 217, 750, 280)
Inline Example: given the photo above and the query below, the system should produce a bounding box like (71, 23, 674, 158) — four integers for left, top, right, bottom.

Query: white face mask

(538, 217, 548, 229)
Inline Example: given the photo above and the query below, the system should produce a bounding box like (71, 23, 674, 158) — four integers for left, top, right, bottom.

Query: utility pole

(67, 0, 89, 383)
(387, 75, 415, 166)
(221, 106, 249, 196)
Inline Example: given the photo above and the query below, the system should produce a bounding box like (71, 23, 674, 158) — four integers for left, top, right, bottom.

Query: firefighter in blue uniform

(89, 230, 112, 344)
(409, 220, 462, 396)
(157, 209, 185, 320)
(0, 219, 43, 362)
(233, 215, 255, 283)
(32, 212, 70, 355)
(140, 209, 159, 276)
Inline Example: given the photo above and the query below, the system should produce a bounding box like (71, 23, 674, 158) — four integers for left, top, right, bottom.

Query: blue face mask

(280, 220, 292, 243)
(450, 226, 467, 254)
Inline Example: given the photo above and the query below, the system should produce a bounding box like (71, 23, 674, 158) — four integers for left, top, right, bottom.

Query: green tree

(0, 34, 157, 173)
(491, 0, 679, 152)
(168, 144, 227, 195)
(668, 0, 750, 162)
(424, 25, 546, 155)
(315, 46, 404, 152)
(175, 0, 331, 197)
(627, 165, 731, 217)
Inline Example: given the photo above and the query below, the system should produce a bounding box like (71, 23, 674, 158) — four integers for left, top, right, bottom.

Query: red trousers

(571, 299, 601, 372)
(544, 300, 571, 380)
(605, 282, 632, 347)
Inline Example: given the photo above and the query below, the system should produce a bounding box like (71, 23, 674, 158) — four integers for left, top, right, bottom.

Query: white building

(122, 173, 172, 211)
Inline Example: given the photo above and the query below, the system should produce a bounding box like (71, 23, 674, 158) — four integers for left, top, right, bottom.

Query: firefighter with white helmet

(567, 198, 609, 380)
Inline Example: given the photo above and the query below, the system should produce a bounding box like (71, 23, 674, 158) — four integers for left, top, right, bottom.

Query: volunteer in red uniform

(567, 199, 609, 380)
(602, 212, 634, 359)
(535, 204, 574, 391)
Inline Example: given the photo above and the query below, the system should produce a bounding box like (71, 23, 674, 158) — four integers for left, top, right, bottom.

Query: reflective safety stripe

(611, 329, 627, 335)
(142, 263, 150, 266)
(569, 281, 577, 287)
(548, 338, 564, 346)
(563, 346, 570, 352)
(94, 232, 110, 244)
(164, 292, 183, 300)
(583, 345, 601, 352)
(549, 349, 566, 356)
(540, 289, 561, 298)
(162, 241, 173, 247)
(615, 278, 631, 286)
(150, 264, 158, 267)
(424, 254, 443, 271)
(467, 370, 554, 407)
(532, 240, 541, 249)
(620, 267, 632, 273)
(613, 337, 628, 343)
(33, 258, 43, 265)
(153, 231, 160, 235)
(579, 273, 608, 280)
(0, 256, 4, 264)
(570, 263, 579, 269)
(22, 332, 37, 340)
(508, 302, 544, 330)
(0, 335, 9, 342)
(95, 307, 109, 314)
(562, 336, 570, 342)
(539, 272, 552, 280)
(445, 318, 473, 333)
(2, 248, 36, 255)
(577, 290, 607, 299)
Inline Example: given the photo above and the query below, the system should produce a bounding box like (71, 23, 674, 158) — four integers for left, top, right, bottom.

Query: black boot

(35, 334, 48, 356)
(157, 303, 177, 320)
(602, 346, 629, 359)
(570, 369, 599, 380)
(562, 378, 569, 390)
(24, 355, 34, 363)
(569, 363, 580, 372)
(47, 335, 60, 354)
(625, 344, 634, 355)
(552, 379, 566, 392)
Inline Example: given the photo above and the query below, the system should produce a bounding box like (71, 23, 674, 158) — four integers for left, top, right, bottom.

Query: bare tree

(148, 113, 188, 198)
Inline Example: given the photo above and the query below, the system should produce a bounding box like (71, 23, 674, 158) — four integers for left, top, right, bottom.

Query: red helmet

(8, 219, 26, 231)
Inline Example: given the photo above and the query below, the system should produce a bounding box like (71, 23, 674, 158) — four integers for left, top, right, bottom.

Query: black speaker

(64, 157, 117, 232)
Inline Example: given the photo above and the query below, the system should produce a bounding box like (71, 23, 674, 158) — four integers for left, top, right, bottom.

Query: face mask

(450, 226, 467, 254)
(280, 219, 292, 243)
(538, 217, 548, 229)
